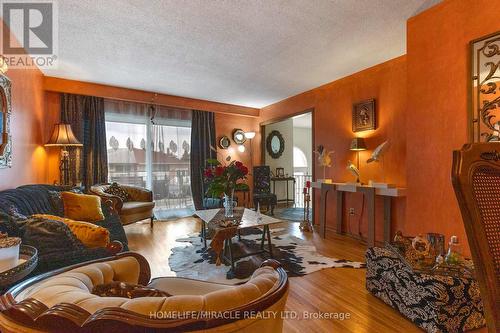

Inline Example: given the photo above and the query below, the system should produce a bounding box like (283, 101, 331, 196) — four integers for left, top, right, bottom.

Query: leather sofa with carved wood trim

(0, 252, 289, 333)
(91, 184, 155, 228)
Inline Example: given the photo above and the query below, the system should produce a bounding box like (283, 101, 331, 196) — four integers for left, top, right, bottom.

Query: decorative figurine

(346, 160, 360, 183)
(445, 236, 463, 265)
(367, 140, 394, 188)
(314, 145, 334, 182)
(411, 234, 430, 256)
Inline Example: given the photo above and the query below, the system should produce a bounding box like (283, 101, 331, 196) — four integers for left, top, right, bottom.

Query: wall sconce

(237, 144, 245, 153)
(244, 131, 256, 140)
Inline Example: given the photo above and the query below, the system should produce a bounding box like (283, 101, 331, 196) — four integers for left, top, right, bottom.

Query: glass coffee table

(194, 208, 284, 274)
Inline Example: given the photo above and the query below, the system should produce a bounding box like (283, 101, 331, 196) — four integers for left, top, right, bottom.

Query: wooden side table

(271, 177, 296, 206)
(315, 182, 406, 247)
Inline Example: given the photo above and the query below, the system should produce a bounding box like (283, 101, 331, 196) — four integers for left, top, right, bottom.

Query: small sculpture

(314, 145, 334, 181)
(367, 140, 389, 163)
(367, 140, 394, 188)
(346, 160, 360, 183)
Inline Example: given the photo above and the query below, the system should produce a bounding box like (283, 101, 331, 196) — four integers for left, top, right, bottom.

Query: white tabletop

(194, 208, 284, 229)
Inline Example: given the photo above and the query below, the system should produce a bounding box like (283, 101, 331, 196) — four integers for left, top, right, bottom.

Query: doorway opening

(261, 110, 313, 221)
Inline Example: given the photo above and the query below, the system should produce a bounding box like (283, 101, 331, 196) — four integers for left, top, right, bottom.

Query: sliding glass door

(105, 100, 193, 219)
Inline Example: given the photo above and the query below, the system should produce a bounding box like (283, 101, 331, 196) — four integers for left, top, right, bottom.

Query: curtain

(190, 110, 216, 210)
(60, 93, 107, 189)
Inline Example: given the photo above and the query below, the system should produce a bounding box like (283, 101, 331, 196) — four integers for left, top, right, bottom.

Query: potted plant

(203, 158, 250, 217)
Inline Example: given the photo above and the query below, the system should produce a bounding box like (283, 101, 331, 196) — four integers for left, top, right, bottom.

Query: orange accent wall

(405, 0, 500, 247)
(259, 56, 408, 241)
(214, 113, 259, 203)
(0, 20, 50, 190)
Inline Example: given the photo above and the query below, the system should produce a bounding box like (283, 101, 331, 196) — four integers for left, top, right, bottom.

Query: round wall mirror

(266, 130, 284, 159)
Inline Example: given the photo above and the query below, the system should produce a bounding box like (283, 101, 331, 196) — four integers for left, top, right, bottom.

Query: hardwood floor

(126, 218, 486, 333)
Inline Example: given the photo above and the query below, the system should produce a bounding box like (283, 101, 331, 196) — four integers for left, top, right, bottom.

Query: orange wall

(259, 56, 408, 241)
(405, 0, 500, 246)
(214, 113, 259, 203)
(0, 20, 51, 190)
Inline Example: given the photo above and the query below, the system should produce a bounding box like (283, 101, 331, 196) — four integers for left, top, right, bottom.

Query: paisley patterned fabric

(366, 247, 485, 333)
(104, 183, 130, 202)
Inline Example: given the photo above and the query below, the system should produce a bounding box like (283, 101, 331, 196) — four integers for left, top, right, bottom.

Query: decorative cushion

(0, 211, 22, 237)
(21, 217, 84, 255)
(92, 281, 170, 298)
(104, 183, 130, 202)
(32, 214, 110, 248)
(48, 188, 83, 216)
(61, 192, 105, 222)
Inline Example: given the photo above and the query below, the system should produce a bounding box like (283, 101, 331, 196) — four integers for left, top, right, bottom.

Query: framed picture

(276, 167, 284, 178)
(352, 99, 376, 132)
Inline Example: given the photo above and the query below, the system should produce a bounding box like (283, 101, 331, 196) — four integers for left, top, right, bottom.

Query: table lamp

(349, 137, 367, 170)
(45, 123, 82, 185)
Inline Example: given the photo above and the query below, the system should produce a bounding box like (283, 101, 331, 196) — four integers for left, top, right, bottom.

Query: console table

(313, 182, 406, 247)
(271, 177, 295, 206)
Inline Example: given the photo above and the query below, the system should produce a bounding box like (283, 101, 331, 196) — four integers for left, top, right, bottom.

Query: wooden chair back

(451, 142, 500, 332)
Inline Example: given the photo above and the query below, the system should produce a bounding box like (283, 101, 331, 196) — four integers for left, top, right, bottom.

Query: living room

(0, 0, 498, 332)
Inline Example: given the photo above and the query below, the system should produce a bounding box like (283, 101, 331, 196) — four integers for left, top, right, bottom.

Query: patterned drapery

(190, 110, 216, 210)
(60, 93, 108, 190)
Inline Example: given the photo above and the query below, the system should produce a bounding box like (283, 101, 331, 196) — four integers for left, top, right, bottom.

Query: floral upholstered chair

(252, 166, 277, 215)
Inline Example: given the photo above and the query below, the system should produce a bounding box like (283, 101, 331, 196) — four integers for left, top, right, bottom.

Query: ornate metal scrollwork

(470, 32, 500, 142)
(0, 74, 12, 168)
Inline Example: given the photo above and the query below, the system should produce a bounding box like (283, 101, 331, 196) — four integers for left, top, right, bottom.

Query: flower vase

(224, 192, 234, 218)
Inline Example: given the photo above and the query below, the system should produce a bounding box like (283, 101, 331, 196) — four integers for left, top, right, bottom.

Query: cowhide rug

(168, 228, 365, 284)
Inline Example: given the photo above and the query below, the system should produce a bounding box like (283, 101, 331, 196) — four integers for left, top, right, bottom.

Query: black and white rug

(168, 228, 365, 284)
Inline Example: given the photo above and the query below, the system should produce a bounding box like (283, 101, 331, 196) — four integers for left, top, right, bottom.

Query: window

(293, 146, 308, 168)
(105, 100, 193, 218)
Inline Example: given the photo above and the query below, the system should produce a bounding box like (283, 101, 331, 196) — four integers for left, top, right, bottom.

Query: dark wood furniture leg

(383, 196, 392, 243)
(201, 220, 207, 249)
(286, 181, 289, 207)
(359, 187, 376, 247)
(319, 184, 327, 238)
(336, 190, 344, 235)
(265, 225, 273, 258)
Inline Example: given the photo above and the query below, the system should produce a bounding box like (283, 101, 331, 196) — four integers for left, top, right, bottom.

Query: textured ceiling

(41, 0, 438, 108)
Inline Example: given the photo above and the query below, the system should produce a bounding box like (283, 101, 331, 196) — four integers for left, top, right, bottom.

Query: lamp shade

(349, 137, 367, 151)
(45, 124, 82, 147)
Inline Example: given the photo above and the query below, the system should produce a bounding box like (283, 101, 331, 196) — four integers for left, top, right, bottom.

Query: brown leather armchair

(91, 184, 155, 228)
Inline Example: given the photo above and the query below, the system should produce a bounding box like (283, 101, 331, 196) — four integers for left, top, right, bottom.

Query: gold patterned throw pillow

(31, 214, 110, 248)
(104, 183, 130, 202)
(61, 192, 105, 222)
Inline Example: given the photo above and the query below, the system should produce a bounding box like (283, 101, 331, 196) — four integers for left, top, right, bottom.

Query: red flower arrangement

(203, 158, 249, 197)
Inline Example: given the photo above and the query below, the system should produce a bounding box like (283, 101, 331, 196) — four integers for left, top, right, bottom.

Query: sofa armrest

(121, 185, 153, 202)
(90, 185, 124, 212)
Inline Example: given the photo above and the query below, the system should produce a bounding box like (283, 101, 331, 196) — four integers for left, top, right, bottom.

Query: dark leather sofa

(0, 184, 129, 276)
